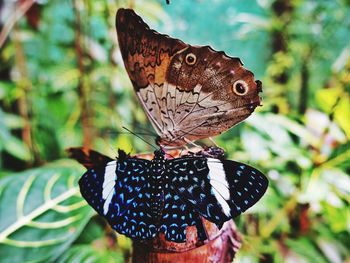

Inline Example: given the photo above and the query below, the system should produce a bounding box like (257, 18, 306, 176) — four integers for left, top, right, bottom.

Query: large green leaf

(0, 160, 93, 262)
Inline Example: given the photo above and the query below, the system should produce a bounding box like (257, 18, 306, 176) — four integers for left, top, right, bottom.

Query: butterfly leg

(208, 137, 219, 147)
(184, 138, 203, 149)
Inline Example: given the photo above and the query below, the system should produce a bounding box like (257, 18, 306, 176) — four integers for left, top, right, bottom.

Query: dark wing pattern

(79, 155, 206, 242)
(116, 9, 262, 147)
(167, 157, 268, 226)
(66, 147, 113, 169)
(78, 149, 268, 242)
(160, 187, 207, 242)
(79, 158, 158, 239)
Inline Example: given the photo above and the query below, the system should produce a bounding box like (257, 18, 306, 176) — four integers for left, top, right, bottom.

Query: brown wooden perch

(67, 147, 242, 262)
(132, 220, 241, 263)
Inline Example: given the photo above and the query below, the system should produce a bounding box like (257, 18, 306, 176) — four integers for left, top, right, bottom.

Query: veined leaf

(0, 161, 93, 262)
(57, 245, 124, 263)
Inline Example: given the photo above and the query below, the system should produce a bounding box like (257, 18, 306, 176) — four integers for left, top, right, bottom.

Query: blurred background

(0, 0, 349, 262)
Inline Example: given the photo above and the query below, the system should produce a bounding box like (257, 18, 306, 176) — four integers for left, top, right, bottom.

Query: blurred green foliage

(0, 0, 349, 262)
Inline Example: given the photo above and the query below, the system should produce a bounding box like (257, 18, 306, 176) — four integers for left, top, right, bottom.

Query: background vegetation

(0, 0, 349, 262)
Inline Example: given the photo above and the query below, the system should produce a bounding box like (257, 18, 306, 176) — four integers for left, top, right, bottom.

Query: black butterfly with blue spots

(75, 148, 268, 242)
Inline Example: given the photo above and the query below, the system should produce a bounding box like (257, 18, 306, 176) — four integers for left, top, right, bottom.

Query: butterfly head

(117, 149, 129, 161)
(154, 148, 166, 160)
(152, 148, 166, 170)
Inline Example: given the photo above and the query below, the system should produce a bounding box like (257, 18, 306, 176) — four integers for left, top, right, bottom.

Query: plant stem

(73, 0, 93, 149)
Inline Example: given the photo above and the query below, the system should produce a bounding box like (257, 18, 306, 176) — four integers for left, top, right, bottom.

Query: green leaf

(57, 245, 124, 263)
(315, 87, 342, 114)
(0, 109, 30, 161)
(335, 96, 350, 139)
(3, 137, 31, 162)
(0, 161, 93, 262)
(2, 113, 25, 130)
(285, 238, 328, 263)
(75, 218, 104, 244)
(317, 238, 344, 263)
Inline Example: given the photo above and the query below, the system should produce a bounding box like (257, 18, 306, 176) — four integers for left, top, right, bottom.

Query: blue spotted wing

(79, 157, 161, 239)
(167, 156, 268, 226)
(78, 152, 206, 242)
(160, 188, 206, 241)
(77, 149, 268, 243)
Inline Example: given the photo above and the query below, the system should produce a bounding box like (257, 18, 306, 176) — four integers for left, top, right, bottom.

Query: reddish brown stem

(132, 221, 241, 263)
(13, 21, 40, 165)
(0, 0, 35, 48)
(73, 0, 93, 149)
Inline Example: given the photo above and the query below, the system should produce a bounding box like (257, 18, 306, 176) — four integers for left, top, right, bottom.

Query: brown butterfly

(116, 9, 262, 147)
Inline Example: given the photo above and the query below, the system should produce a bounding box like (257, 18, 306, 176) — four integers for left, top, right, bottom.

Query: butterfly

(70, 147, 268, 243)
(116, 9, 263, 147)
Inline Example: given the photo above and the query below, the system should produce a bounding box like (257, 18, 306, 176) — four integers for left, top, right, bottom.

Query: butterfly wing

(116, 8, 187, 137)
(160, 187, 207, 242)
(66, 147, 113, 169)
(79, 157, 159, 239)
(116, 9, 262, 147)
(161, 46, 262, 146)
(167, 157, 268, 226)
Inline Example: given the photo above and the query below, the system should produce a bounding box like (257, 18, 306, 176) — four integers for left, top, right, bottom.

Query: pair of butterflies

(75, 8, 268, 243)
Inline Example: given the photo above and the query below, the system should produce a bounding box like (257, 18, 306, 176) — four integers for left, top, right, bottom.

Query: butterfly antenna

(107, 143, 119, 158)
(132, 123, 157, 136)
(104, 120, 157, 137)
(122, 126, 158, 150)
(105, 130, 155, 136)
(99, 136, 120, 158)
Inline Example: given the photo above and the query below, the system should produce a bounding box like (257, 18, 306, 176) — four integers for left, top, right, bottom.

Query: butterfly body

(148, 151, 166, 223)
(116, 9, 263, 147)
(78, 148, 268, 242)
